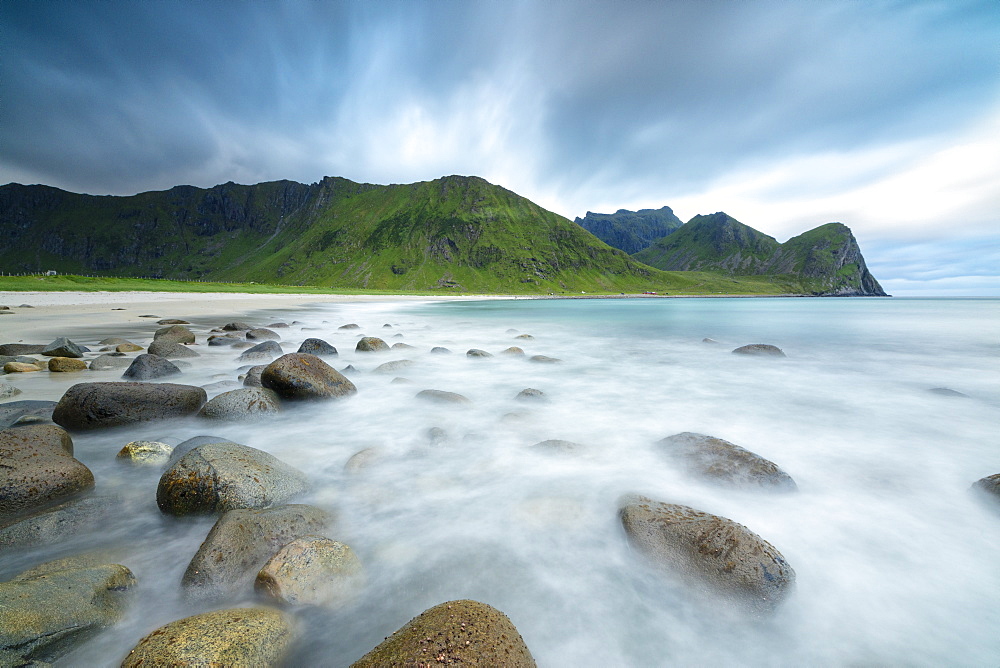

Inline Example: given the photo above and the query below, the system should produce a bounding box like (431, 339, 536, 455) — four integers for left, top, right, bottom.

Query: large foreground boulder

(619, 495, 795, 613)
(0, 561, 136, 666)
(121, 607, 294, 667)
(656, 432, 797, 491)
(350, 600, 536, 667)
(182, 504, 330, 601)
(52, 382, 207, 430)
(157, 442, 309, 515)
(0, 425, 93, 521)
(261, 353, 357, 400)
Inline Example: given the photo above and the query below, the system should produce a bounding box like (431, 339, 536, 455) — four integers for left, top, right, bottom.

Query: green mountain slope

(632, 212, 886, 296)
(574, 206, 683, 254)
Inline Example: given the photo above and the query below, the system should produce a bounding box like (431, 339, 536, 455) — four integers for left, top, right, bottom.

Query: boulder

(222, 321, 253, 331)
(116, 342, 144, 353)
(181, 504, 330, 600)
(41, 337, 85, 358)
(116, 440, 174, 466)
(209, 334, 243, 346)
(121, 607, 293, 667)
(466, 348, 493, 358)
(0, 400, 57, 428)
(157, 318, 190, 325)
(255, 535, 364, 607)
(89, 354, 133, 371)
(261, 353, 357, 400)
(198, 387, 281, 420)
(48, 356, 88, 372)
(619, 495, 795, 613)
(267, 322, 290, 328)
(0, 495, 117, 549)
(121, 353, 181, 380)
(169, 434, 238, 462)
(391, 342, 416, 350)
(247, 328, 281, 341)
(0, 425, 93, 521)
(656, 432, 798, 491)
(373, 359, 415, 374)
(4, 361, 40, 373)
(238, 340, 284, 363)
(297, 338, 338, 356)
(242, 364, 267, 387)
(430, 346, 452, 354)
(97, 337, 131, 346)
(501, 346, 525, 356)
(515, 388, 546, 401)
(0, 562, 136, 666)
(338, 323, 360, 330)
(515, 334, 534, 340)
(531, 439, 583, 454)
(147, 340, 200, 358)
(157, 442, 309, 515)
(971, 473, 1000, 506)
(732, 344, 786, 357)
(153, 324, 195, 344)
(350, 600, 536, 667)
(416, 389, 471, 405)
(529, 355, 561, 363)
(0, 343, 45, 355)
(344, 447, 382, 473)
(52, 382, 207, 430)
(355, 336, 389, 352)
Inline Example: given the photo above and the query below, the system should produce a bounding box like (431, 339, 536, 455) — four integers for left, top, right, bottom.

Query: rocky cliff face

(574, 206, 683, 254)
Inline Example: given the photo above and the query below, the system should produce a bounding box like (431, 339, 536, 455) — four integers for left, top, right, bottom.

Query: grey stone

(246, 328, 281, 341)
(222, 321, 254, 331)
(373, 359, 415, 374)
(97, 337, 131, 346)
(88, 354, 133, 371)
(41, 337, 85, 358)
(297, 338, 338, 356)
(531, 439, 583, 454)
(0, 400, 57, 428)
(52, 382, 206, 430)
(238, 340, 284, 362)
(208, 334, 242, 347)
(169, 434, 237, 462)
(430, 346, 452, 354)
(157, 318, 190, 325)
(157, 442, 309, 515)
(416, 389, 471, 405)
(153, 324, 195, 344)
(732, 344, 786, 357)
(466, 348, 493, 358)
(338, 323, 360, 330)
(0, 495, 117, 549)
(501, 346, 525, 356)
(515, 388, 546, 401)
(262, 353, 357, 400)
(529, 355, 561, 363)
(255, 534, 364, 607)
(0, 343, 45, 356)
(122, 353, 181, 380)
(0, 383, 22, 400)
(355, 336, 389, 352)
(198, 387, 281, 421)
(0, 425, 93, 521)
(657, 432, 798, 492)
(147, 340, 200, 358)
(242, 364, 267, 387)
(971, 473, 1000, 507)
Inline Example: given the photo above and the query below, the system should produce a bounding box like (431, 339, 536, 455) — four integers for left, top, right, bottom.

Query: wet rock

(247, 328, 281, 341)
(391, 342, 416, 350)
(89, 353, 133, 370)
(416, 389, 471, 405)
(42, 337, 85, 358)
(430, 346, 452, 354)
(169, 434, 237, 462)
(0, 425, 93, 521)
(0, 382, 22, 400)
(116, 440, 174, 466)
(98, 337, 131, 346)
(702, 338, 720, 344)
(618, 494, 795, 613)
(506, 328, 519, 334)
(158, 442, 309, 515)
(242, 364, 267, 387)
(338, 323, 361, 330)
(466, 348, 493, 358)
(222, 321, 254, 331)
(344, 447, 382, 473)
(239, 340, 284, 362)
(181, 504, 330, 600)
(501, 346, 525, 356)
(208, 334, 243, 346)
(341, 364, 358, 375)
(350, 599, 536, 668)
(382, 323, 393, 328)
(297, 338, 338, 356)
(515, 334, 535, 340)
(122, 353, 181, 380)
(116, 342, 144, 353)
(732, 344, 786, 357)
(529, 355, 561, 363)
(0, 343, 45, 356)
(199, 387, 282, 421)
(390, 377, 412, 384)
(4, 361, 41, 373)
(202, 380, 242, 394)
(971, 473, 1000, 507)
(48, 356, 88, 372)
(374, 359, 415, 374)
(929, 387, 970, 398)
(356, 336, 389, 352)
(153, 324, 195, 344)
(0, 400, 57, 428)
(268, 322, 290, 328)
(656, 432, 798, 492)
(148, 340, 200, 358)
(255, 534, 364, 607)
(52, 382, 207, 430)
(531, 439, 583, 454)
(515, 388, 546, 401)
(0, 562, 136, 666)
(157, 318, 190, 325)
(121, 607, 294, 667)
(262, 353, 357, 400)
(0, 495, 117, 548)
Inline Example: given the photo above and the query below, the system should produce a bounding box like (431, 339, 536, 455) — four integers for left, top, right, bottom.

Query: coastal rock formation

(261, 353, 357, 400)
(350, 599, 536, 667)
(255, 534, 364, 607)
(656, 432, 797, 491)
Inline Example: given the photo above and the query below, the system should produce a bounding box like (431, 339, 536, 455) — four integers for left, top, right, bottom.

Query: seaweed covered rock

(656, 432, 797, 491)
(157, 442, 309, 515)
(52, 382, 206, 430)
(619, 494, 795, 613)
(350, 599, 535, 667)
(261, 353, 357, 400)
(121, 607, 294, 667)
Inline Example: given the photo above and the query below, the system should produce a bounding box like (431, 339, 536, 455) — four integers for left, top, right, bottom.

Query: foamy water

(5, 297, 999, 666)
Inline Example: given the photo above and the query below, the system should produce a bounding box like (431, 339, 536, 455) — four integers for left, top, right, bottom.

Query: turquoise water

(9, 296, 998, 666)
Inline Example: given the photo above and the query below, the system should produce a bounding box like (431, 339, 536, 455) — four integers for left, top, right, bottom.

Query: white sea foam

(7, 297, 999, 666)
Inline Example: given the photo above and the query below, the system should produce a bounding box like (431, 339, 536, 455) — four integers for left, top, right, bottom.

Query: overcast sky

(2, 0, 997, 295)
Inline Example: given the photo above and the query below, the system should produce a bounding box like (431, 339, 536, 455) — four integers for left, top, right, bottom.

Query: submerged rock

(255, 534, 364, 607)
(247, 328, 281, 341)
(241, 364, 267, 387)
(416, 389, 471, 405)
(121, 607, 294, 667)
(619, 494, 795, 613)
(529, 355, 561, 363)
(373, 359, 415, 374)
(732, 344, 786, 357)
(971, 473, 1000, 507)
(53, 382, 206, 430)
(116, 440, 174, 466)
(929, 387, 970, 398)
(656, 432, 797, 491)
(0, 495, 118, 549)
(153, 324, 196, 344)
(430, 346, 452, 354)
(121, 353, 181, 380)
(262, 353, 357, 400)
(515, 388, 546, 401)
(198, 387, 281, 421)
(0, 383, 22, 400)
(355, 336, 389, 352)
(297, 338, 338, 356)
(88, 354, 133, 371)
(531, 439, 584, 454)
(0, 399, 57, 428)
(148, 340, 200, 358)
(42, 337, 85, 358)
(238, 340, 284, 362)
(350, 599, 536, 668)
(181, 504, 330, 600)
(157, 441, 309, 515)
(501, 346, 525, 356)
(467, 348, 493, 358)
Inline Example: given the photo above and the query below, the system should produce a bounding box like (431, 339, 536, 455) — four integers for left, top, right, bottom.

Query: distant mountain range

(0, 176, 885, 295)
(574, 206, 682, 254)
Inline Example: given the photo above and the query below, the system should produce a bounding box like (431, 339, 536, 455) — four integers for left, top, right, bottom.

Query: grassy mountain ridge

(574, 206, 683, 254)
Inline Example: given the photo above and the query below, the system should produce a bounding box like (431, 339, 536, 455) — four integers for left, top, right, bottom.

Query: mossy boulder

(656, 432, 797, 491)
(255, 534, 364, 607)
(0, 424, 93, 521)
(157, 442, 309, 515)
(52, 382, 206, 430)
(261, 353, 357, 400)
(350, 599, 535, 667)
(619, 494, 795, 613)
(121, 607, 294, 667)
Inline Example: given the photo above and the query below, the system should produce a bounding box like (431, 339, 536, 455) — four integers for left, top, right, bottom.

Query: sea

(6, 296, 999, 666)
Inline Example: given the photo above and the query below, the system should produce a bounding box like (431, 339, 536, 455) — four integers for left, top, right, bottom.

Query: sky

(2, 0, 998, 295)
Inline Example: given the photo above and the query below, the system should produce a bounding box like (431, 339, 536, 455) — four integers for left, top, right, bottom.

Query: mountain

(0, 176, 689, 293)
(574, 206, 683, 254)
(632, 212, 887, 296)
